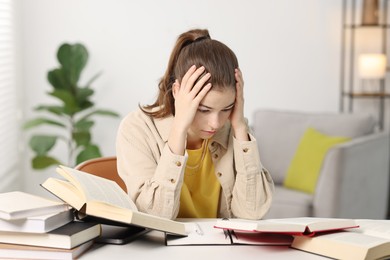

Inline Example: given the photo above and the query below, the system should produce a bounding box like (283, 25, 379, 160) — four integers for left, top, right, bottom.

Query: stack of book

(0, 191, 101, 259)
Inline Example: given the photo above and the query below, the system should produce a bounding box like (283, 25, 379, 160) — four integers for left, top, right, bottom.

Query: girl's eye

(222, 107, 234, 112)
(198, 109, 210, 113)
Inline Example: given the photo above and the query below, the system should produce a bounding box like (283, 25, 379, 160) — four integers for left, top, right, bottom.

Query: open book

(291, 219, 390, 260)
(41, 165, 186, 236)
(214, 217, 358, 236)
(166, 219, 293, 246)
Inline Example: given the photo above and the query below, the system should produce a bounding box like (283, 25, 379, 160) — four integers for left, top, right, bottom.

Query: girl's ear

(172, 79, 179, 99)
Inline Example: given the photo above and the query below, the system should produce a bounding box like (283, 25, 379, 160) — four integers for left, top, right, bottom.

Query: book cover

(41, 165, 186, 236)
(0, 221, 101, 249)
(0, 191, 69, 220)
(0, 240, 94, 260)
(0, 209, 74, 233)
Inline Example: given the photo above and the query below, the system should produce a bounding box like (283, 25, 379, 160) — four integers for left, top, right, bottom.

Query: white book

(291, 219, 390, 260)
(0, 209, 73, 233)
(0, 191, 69, 220)
(0, 240, 93, 260)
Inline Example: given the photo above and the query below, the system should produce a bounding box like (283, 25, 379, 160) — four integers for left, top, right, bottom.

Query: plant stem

(68, 115, 75, 167)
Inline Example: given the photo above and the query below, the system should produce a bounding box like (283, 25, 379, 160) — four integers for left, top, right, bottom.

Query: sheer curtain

(0, 0, 20, 192)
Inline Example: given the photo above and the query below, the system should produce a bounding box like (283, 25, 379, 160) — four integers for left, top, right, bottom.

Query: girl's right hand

(172, 65, 212, 133)
(168, 65, 212, 155)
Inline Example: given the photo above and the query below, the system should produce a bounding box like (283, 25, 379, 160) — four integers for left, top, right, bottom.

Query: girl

(116, 28, 273, 220)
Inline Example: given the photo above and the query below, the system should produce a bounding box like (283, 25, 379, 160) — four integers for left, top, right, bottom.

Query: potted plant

(24, 43, 119, 169)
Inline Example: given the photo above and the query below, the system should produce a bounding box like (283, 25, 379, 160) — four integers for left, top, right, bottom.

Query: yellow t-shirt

(178, 140, 221, 218)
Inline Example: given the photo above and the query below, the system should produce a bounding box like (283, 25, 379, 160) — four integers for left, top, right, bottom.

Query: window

(0, 0, 20, 191)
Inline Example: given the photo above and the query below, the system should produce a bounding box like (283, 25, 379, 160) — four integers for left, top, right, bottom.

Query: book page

(214, 218, 305, 233)
(57, 166, 137, 211)
(166, 220, 230, 245)
(217, 217, 322, 228)
(352, 219, 390, 240)
(215, 217, 357, 234)
(267, 217, 338, 225)
(267, 217, 357, 232)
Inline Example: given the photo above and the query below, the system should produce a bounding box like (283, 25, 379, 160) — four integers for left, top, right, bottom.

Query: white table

(80, 230, 327, 260)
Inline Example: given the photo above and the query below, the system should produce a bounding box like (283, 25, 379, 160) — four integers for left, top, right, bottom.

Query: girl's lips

(203, 130, 216, 135)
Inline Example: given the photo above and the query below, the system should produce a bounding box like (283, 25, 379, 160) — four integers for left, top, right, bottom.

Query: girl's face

(187, 87, 236, 148)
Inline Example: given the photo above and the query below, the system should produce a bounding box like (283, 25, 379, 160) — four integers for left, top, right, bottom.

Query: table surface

(80, 230, 327, 260)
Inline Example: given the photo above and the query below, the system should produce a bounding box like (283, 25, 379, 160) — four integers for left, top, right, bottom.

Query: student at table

(116, 28, 274, 220)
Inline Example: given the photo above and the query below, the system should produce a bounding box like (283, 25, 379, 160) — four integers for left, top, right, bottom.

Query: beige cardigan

(116, 108, 274, 220)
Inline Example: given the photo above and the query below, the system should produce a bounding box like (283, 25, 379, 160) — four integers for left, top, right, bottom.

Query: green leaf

(47, 68, 69, 90)
(79, 101, 94, 111)
(76, 87, 94, 104)
(75, 119, 94, 131)
(57, 43, 88, 87)
(75, 87, 94, 110)
(49, 90, 78, 114)
(76, 144, 101, 165)
(32, 155, 62, 169)
(35, 105, 66, 116)
(79, 109, 120, 122)
(73, 131, 91, 147)
(29, 135, 58, 155)
(23, 118, 66, 130)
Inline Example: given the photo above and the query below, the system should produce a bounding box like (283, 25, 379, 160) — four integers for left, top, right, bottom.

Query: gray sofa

(252, 109, 390, 219)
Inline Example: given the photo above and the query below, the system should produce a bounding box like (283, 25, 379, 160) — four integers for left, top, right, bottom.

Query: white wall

(17, 0, 343, 196)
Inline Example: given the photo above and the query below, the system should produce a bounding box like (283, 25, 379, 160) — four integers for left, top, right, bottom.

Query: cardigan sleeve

(116, 111, 187, 219)
(230, 133, 274, 219)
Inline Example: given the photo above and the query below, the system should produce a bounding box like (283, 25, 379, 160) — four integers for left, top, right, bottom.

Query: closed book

(0, 191, 69, 220)
(0, 240, 93, 260)
(41, 165, 186, 236)
(0, 209, 74, 233)
(0, 221, 101, 249)
(291, 219, 390, 260)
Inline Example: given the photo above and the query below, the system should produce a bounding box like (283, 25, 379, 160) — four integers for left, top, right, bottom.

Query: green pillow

(283, 127, 350, 194)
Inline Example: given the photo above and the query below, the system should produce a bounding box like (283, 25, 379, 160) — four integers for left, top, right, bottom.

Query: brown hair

(141, 29, 239, 118)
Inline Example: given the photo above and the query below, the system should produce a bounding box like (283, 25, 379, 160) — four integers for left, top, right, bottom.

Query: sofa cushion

(283, 127, 350, 194)
(252, 109, 376, 184)
(263, 186, 314, 219)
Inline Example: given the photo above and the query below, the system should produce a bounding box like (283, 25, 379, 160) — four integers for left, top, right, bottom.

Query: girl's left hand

(230, 68, 247, 133)
(230, 68, 249, 141)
